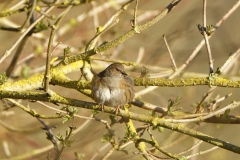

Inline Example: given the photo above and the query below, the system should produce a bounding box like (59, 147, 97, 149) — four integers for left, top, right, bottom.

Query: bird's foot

(114, 105, 122, 114)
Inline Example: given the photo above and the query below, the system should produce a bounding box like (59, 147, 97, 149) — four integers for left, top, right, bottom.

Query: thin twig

(6, 0, 36, 77)
(0, 119, 40, 133)
(202, 0, 214, 74)
(85, 19, 119, 53)
(133, 0, 139, 27)
(36, 101, 94, 120)
(9, 0, 25, 10)
(161, 125, 200, 150)
(195, 87, 218, 113)
(92, 139, 133, 160)
(37, 101, 116, 152)
(136, 138, 184, 159)
(17, 53, 34, 65)
(37, 118, 59, 156)
(54, 126, 75, 160)
(85, 0, 134, 53)
(91, 57, 136, 66)
(186, 146, 219, 159)
(101, 147, 116, 160)
(0, 121, 90, 160)
(163, 34, 178, 70)
(136, 0, 240, 97)
(170, 1, 240, 79)
(6, 98, 63, 119)
(2, 140, 11, 158)
(85, 1, 100, 54)
(136, 47, 145, 64)
(57, 0, 125, 36)
(131, 0, 140, 33)
(91, 1, 99, 29)
(133, 152, 158, 160)
(211, 94, 220, 111)
(218, 48, 240, 74)
(202, 0, 207, 27)
(0, 0, 61, 64)
(43, 4, 73, 92)
(6, 36, 29, 77)
(87, 0, 181, 56)
(178, 141, 203, 155)
(124, 107, 152, 160)
(19, 0, 36, 30)
(0, 0, 36, 31)
(166, 94, 234, 123)
(90, 143, 111, 160)
(205, 93, 232, 110)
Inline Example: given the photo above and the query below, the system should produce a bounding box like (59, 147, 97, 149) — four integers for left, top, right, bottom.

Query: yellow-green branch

(0, 90, 240, 154)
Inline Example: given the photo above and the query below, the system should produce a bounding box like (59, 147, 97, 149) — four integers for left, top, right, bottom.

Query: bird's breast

(91, 74, 134, 107)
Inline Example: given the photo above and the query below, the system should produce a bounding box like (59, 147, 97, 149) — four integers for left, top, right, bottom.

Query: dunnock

(91, 63, 134, 113)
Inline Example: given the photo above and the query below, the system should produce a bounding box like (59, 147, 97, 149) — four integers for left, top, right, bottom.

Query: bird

(91, 63, 134, 113)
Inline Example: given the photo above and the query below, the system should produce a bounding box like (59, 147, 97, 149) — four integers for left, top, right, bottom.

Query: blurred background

(0, 0, 240, 159)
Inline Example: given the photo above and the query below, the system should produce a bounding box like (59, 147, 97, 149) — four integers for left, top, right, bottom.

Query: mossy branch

(2, 74, 240, 94)
(1, 90, 240, 154)
(133, 77, 240, 88)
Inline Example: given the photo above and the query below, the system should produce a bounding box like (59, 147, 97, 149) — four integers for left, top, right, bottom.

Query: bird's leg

(114, 105, 122, 114)
(99, 104, 105, 112)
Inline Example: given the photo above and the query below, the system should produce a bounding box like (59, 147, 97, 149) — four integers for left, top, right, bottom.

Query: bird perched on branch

(91, 63, 134, 113)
